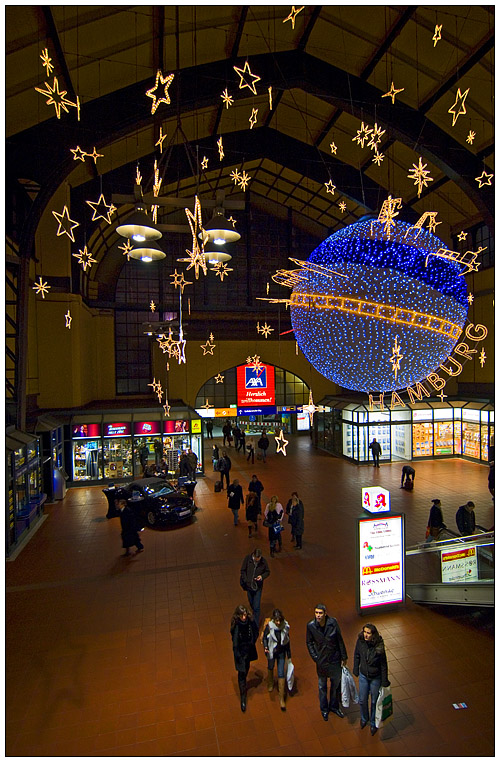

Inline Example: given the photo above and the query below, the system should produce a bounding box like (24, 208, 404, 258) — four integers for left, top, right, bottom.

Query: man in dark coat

(154, 438, 163, 465)
(139, 444, 149, 473)
(248, 474, 264, 510)
(227, 478, 244, 525)
(306, 604, 347, 721)
(456, 501, 476, 536)
(240, 548, 270, 625)
(222, 422, 232, 447)
(179, 451, 190, 477)
(258, 432, 269, 462)
(118, 499, 144, 556)
(218, 450, 231, 489)
(205, 419, 213, 439)
(369, 438, 382, 467)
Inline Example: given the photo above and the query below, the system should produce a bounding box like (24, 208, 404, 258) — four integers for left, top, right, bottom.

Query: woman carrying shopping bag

(262, 608, 292, 711)
(353, 623, 390, 735)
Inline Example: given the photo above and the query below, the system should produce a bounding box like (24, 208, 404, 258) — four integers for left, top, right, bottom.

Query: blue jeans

(267, 652, 286, 678)
(358, 673, 381, 728)
(318, 664, 341, 713)
(246, 587, 262, 625)
(232, 509, 239, 525)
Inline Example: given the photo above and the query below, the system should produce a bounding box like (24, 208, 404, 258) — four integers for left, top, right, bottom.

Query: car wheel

(147, 511, 157, 527)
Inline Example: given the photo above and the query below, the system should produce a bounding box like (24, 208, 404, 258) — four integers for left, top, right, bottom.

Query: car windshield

(143, 483, 175, 497)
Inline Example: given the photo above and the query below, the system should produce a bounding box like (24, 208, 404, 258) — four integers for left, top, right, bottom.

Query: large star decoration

(72, 245, 97, 272)
(228, 216, 237, 228)
(201, 156, 209, 170)
(275, 429, 289, 456)
(201, 399, 213, 410)
(457, 230, 468, 241)
(352, 121, 373, 148)
(330, 141, 337, 155)
(170, 269, 193, 293)
(466, 131, 476, 145)
(211, 262, 233, 281)
(389, 336, 404, 381)
(35, 76, 80, 120)
(118, 239, 133, 261)
(215, 373, 225, 384)
(32, 277, 50, 299)
(475, 170, 493, 188)
(40, 47, 54, 76)
(148, 378, 163, 403)
(52, 205, 80, 241)
(407, 157, 434, 197)
(257, 321, 274, 338)
(246, 354, 263, 373)
(283, 6, 305, 29)
(324, 179, 336, 195)
(433, 24, 442, 46)
(230, 169, 242, 185)
(70, 145, 87, 162)
(221, 88, 234, 108)
(87, 147, 104, 164)
(301, 390, 319, 427)
(249, 108, 258, 129)
(179, 248, 207, 279)
(448, 87, 469, 127)
(64, 310, 72, 329)
(382, 81, 404, 105)
(146, 70, 174, 113)
(239, 170, 251, 190)
(467, 293, 474, 305)
(150, 301, 156, 313)
(201, 334, 216, 355)
(338, 201, 347, 213)
(86, 193, 116, 224)
(367, 123, 386, 150)
(233, 61, 261, 95)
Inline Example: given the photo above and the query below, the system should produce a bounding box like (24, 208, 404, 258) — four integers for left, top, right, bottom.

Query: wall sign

(164, 420, 188, 433)
(362, 486, 390, 513)
(72, 423, 101, 438)
(357, 513, 405, 611)
(237, 363, 275, 407)
(441, 546, 478, 583)
(104, 423, 131, 437)
(191, 420, 202, 433)
(133, 421, 161, 436)
(237, 405, 277, 416)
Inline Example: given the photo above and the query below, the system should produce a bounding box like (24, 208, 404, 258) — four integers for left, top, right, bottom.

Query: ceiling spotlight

(116, 204, 162, 241)
(129, 240, 165, 261)
(201, 210, 241, 244)
(204, 240, 232, 264)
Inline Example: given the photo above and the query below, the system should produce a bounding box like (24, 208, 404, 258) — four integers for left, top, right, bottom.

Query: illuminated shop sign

(104, 423, 131, 437)
(133, 421, 161, 436)
(441, 546, 478, 583)
(237, 363, 275, 407)
(72, 423, 101, 438)
(362, 486, 390, 514)
(357, 514, 405, 610)
(191, 420, 202, 433)
(164, 420, 189, 433)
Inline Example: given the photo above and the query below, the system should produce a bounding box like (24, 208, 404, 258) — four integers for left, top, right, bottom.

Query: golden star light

(367, 123, 385, 150)
(233, 61, 261, 95)
(330, 141, 337, 155)
(215, 373, 225, 384)
(64, 310, 72, 329)
(86, 193, 116, 224)
(146, 70, 174, 114)
(72, 245, 97, 272)
(479, 348, 487, 367)
(433, 24, 442, 46)
(230, 169, 242, 185)
(257, 321, 274, 338)
(448, 88, 469, 127)
(372, 151, 385, 166)
(52, 205, 80, 241)
(32, 277, 50, 299)
(457, 230, 468, 241)
(70, 145, 86, 162)
(40, 47, 54, 76)
(201, 335, 216, 355)
(283, 5, 305, 29)
(217, 136, 224, 160)
(467, 293, 474, 305)
(246, 354, 263, 373)
(389, 335, 404, 381)
(338, 201, 347, 213)
(228, 216, 237, 228)
(475, 170, 493, 188)
(268, 86, 273, 110)
(118, 239, 133, 261)
(274, 429, 289, 456)
(407, 157, 434, 197)
(170, 269, 192, 293)
(211, 262, 233, 281)
(249, 108, 258, 129)
(155, 126, 167, 153)
(201, 156, 209, 170)
(221, 88, 234, 109)
(302, 390, 319, 427)
(35, 76, 80, 120)
(150, 301, 156, 313)
(239, 170, 251, 190)
(201, 399, 212, 410)
(352, 121, 373, 148)
(466, 131, 476, 145)
(437, 389, 448, 403)
(179, 248, 207, 279)
(382, 81, 404, 105)
(87, 147, 104, 164)
(324, 179, 336, 195)
(163, 401, 171, 417)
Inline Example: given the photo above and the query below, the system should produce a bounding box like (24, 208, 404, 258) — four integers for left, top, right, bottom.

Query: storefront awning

(6, 427, 37, 451)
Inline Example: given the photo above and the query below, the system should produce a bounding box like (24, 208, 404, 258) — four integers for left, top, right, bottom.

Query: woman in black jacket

(230, 604, 258, 712)
(353, 623, 389, 734)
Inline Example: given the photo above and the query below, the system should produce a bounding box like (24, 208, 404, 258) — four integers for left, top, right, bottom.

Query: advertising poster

(358, 514, 405, 610)
(103, 423, 131, 437)
(164, 420, 189, 433)
(237, 363, 275, 407)
(441, 547, 478, 583)
(133, 421, 161, 436)
(72, 423, 101, 438)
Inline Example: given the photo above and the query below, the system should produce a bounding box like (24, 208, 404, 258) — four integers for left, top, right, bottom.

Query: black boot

(239, 685, 247, 712)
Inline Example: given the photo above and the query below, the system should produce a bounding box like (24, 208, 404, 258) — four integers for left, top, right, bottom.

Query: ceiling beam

(40, 6, 77, 102)
(360, 6, 417, 81)
(211, 6, 249, 137)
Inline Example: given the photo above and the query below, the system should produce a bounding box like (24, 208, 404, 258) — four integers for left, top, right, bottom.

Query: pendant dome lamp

(129, 239, 165, 262)
(200, 210, 240, 245)
(204, 240, 232, 264)
(116, 203, 162, 242)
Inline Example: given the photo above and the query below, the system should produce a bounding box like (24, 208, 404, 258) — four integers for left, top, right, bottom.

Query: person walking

(230, 604, 259, 712)
(248, 474, 264, 511)
(353, 623, 390, 735)
(232, 424, 241, 452)
(212, 443, 219, 471)
(306, 603, 347, 721)
(240, 548, 270, 625)
(118, 499, 144, 556)
(222, 422, 232, 447)
(139, 443, 149, 474)
(246, 437, 255, 464)
(400, 464, 415, 488)
(369, 438, 382, 467)
(456, 501, 476, 536)
(228, 478, 244, 525)
(179, 450, 190, 477)
(265, 495, 284, 553)
(245, 491, 260, 538)
(187, 448, 198, 480)
(290, 494, 304, 549)
(205, 419, 214, 439)
(426, 498, 446, 542)
(262, 608, 292, 711)
(238, 428, 246, 453)
(218, 450, 231, 489)
(258, 432, 270, 462)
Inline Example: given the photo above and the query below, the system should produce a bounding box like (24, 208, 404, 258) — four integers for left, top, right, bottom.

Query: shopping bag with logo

(341, 665, 358, 707)
(374, 685, 393, 728)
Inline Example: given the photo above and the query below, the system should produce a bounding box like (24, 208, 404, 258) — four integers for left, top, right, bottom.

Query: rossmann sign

(237, 363, 275, 406)
(357, 514, 405, 611)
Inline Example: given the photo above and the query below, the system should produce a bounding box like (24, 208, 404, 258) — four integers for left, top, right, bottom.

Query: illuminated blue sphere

(290, 219, 468, 392)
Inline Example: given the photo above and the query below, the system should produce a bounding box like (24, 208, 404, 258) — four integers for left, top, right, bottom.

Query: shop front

(6, 427, 46, 555)
(72, 422, 102, 481)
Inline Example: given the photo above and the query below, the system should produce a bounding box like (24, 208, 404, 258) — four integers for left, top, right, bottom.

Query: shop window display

(462, 422, 480, 459)
(103, 437, 133, 479)
(412, 422, 433, 458)
(434, 421, 454, 455)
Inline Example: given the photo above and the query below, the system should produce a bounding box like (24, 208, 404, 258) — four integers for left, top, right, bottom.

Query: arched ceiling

(6, 4, 494, 254)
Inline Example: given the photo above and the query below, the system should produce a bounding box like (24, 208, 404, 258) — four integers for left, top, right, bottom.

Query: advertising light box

(357, 514, 405, 611)
(72, 423, 101, 438)
(104, 422, 131, 437)
(362, 486, 390, 513)
(441, 546, 478, 583)
(237, 406, 277, 416)
(133, 421, 161, 436)
(164, 420, 189, 433)
(237, 363, 275, 407)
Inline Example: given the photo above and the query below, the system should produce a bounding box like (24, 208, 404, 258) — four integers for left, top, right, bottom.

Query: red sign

(133, 421, 161, 436)
(164, 420, 189, 434)
(104, 422, 131, 437)
(72, 423, 101, 438)
(237, 363, 275, 407)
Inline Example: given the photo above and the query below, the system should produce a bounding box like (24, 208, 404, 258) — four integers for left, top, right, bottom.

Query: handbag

(425, 526, 431, 538)
(272, 521, 283, 533)
(374, 685, 393, 728)
(286, 659, 295, 691)
(341, 665, 358, 707)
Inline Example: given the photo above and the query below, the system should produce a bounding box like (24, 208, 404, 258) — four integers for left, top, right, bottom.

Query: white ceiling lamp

(204, 240, 232, 264)
(201, 210, 240, 244)
(129, 240, 165, 262)
(116, 204, 162, 242)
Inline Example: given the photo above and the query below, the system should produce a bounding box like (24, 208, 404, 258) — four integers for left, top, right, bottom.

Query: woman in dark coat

(265, 500, 282, 558)
(118, 499, 144, 556)
(245, 492, 260, 538)
(228, 479, 244, 525)
(289, 494, 304, 549)
(230, 604, 258, 712)
(426, 498, 446, 541)
(353, 623, 390, 735)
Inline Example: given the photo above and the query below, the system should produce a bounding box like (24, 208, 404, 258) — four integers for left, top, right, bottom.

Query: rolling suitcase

(214, 481, 222, 493)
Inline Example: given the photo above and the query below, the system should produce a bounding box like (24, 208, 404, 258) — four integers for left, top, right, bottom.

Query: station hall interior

(5, 4, 495, 758)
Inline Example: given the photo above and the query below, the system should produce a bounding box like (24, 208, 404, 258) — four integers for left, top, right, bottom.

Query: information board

(441, 546, 478, 583)
(357, 514, 405, 611)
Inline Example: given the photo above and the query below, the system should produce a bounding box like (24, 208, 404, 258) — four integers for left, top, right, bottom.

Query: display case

(6, 430, 46, 553)
(72, 424, 102, 481)
(462, 422, 480, 459)
(103, 423, 133, 479)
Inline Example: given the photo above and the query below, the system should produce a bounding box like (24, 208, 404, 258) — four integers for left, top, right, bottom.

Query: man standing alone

(240, 549, 270, 626)
(306, 604, 347, 721)
(369, 438, 382, 467)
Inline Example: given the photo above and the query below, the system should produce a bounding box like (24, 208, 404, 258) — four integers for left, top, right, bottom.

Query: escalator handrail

(406, 531, 494, 555)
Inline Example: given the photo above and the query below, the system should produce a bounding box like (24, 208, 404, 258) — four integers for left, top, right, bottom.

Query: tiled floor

(6, 435, 494, 757)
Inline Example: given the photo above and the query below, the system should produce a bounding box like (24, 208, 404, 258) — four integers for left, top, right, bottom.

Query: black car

(103, 477, 196, 528)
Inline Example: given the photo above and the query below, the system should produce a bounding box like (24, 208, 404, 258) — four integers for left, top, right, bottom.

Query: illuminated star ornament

(448, 88, 469, 127)
(86, 193, 116, 224)
(215, 373, 225, 384)
(40, 47, 54, 76)
(233, 61, 261, 95)
(372, 151, 385, 166)
(170, 269, 192, 293)
(72, 245, 97, 272)
(34, 76, 80, 120)
(457, 230, 468, 241)
(150, 301, 156, 313)
(221, 88, 234, 109)
(52, 205, 80, 242)
(330, 141, 337, 155)
(249, 108, 258, 129)
(324, 179, 336, 195)
(64, 310, 72, 329)
(437, 389, 448, 403)
(475, 170, 493, 188)
(407, 157, 434, 198)
(432, 24, 442, 46)
(352, 121, 373, 148)
(467, 293, 474, 305)
(283, 5, 305, 29)
(155, 126, 167, 153)
(466, 131, 476, 145)
(87, 147, 104, 164)
(257, 321, 274, 338)
(275, 429, 289, 456)
(163, 401, 171, 417)
(230, 169, 242, 185)
(118, 239, 133, 261)
(338, 201, 347, 213)
(382, 81, 404, 105)
(479, 348, 487, 368)
(148, 378, 163, 403)
(70, 145, 87, 162)
(179, 196, 208, 279)
(389, 336, 404, 381)
(228, 216, 237, 228)
(32, 277, 50, 299)
(146, 70, 175, 113)
(302, 390, 319, 427)
(201, 399, 212, 410)
(368, 123, 386, 150)
(238, 171, 251, 191)
(217, 136, 224, 161)
(201, 156, 209, 170)
(201, 333, 216, 355)
(246, 354, 263, 373)
(211, 262, 233, 281)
